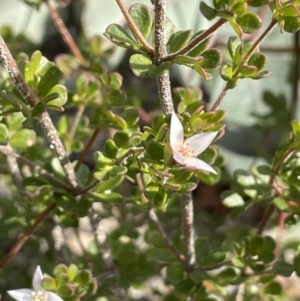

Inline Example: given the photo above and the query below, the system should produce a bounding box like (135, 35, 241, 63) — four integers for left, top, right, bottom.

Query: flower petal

(173, 148, 186, 165)
(185, 132, 218, 156)
(185, 157, 217, 174)
(45, 292, 64, 301)
(170, 112, 184, 149)
(32, 266, 44, 292)
(7, 289, 33, 301)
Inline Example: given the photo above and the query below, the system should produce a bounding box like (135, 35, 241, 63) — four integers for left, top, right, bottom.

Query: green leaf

(283, 16, 300, 33)
(248, 0, 268, 7)
(37, 65, 62, 93)
(57, 283, 75, 297)
(31, 101, 45, 117)
(216, 267, 238, 285)
(104, 139, 118, 159)
(281, 5, 299, 17)
(221, 191, 244, 207)
(114, 131, 129, 147)
(200, 49, 222, 69)
(248, 53, 266, 71)
(74, 270, 92, 286)
(228, 37, 240, 59)
(96, 175, 123, 192)
(129, 4, 153, 40)
(146, 140, 164, 161)
(168, 30, 193, 53)
(293, 245, 300, 276)
(239, 65, 258, 76)
(145, 181, 160, 199)
(42, 85, 68, 108)
(220, 64, 233, 81)
(273, 261, 294, 277)
(0, 123, 9, 144)
(195, 237, 211, 261)
(166, 265, 185, 285)
(153, 189, 167, 208)
(200, 2, 217, 20)
(41, 277, 56, 291)
(192, 65, 212, 80)
(264, 281, 282, 295)
(129, 54, 172, 78)
(164, 17, 177, 44)
(10, 129, 36, 149)
(236, 12, 262, 34)
(198, 250, 227, 266)
(104, 24, 138, 48)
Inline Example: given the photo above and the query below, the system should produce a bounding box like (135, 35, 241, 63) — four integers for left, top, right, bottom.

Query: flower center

(178, 142, 195, 158)
(32, 291, 46, 301)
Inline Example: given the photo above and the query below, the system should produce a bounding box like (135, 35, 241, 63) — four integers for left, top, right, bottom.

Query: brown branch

(75, 128, 101, 172)
(149, 209, 186, 263)
(161, 18, 227, 62)
(45, 0, 87, 66)
(0, 202, 56, 268)
(0, 37, 79, 190)
(115, 0, 154, 55)
(0, 145, 73, 191)
(210, 87, 229, 112)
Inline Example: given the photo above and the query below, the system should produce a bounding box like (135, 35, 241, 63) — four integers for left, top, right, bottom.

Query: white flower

(7, 266, 63, 301)
(170, 112, 218, 174)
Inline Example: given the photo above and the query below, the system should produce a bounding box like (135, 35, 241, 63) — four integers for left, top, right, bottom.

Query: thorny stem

(0, 37, 79, 189)
(210, 19, 277, 111)
(161, 18, 227, 62)
(257, 148, 294, 234)
(290, 31, 300, 119)
(154, 0, 173, 115)
(45, 0, 87, 66)
(181, 192, 196, 269)
(115, 0, 154, 55)
(0, 202, 57, 268)
(0, 145, 73, 191)
(149, 209, 186, 263)
(75, 128, 101, 172)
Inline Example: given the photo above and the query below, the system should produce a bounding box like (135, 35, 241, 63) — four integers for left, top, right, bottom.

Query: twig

(45, 0, 87, 66)
(75, 128, 101, 172)
(149, 209, 185, 263)
(0, 145, 73, 191)
(115, 0, 154, 55)
(210, 19, 277, 111)
(88, 206, 126, 300)
(161, 18, 227, 62)
(154, 0, 173, 115)
(290, 31, 300, 119)
(69, 106, 85, 140)
(257, 148, 294, 234)
(0, 202, 56, 268)
(0, 37, 79, 189)
(3, 144, 23, 190)
(235, 283, 246, 301)
(232, 19, 277, 78)
(210, 87, 229, 112)
(181, 192, 196, 269)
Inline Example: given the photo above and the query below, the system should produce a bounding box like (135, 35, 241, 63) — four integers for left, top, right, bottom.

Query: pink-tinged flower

(170, 112, 218, 174)
(7, 266, 63, 301)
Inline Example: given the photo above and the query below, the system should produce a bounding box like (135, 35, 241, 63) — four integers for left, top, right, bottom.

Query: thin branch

(181, 192, 196, 269)
(154, 0, 173, 115)
(69, 106, 85, 140)
(45, 0, 87, 66)
(115, 0, 154, 55)
(210, 19, 277, 111)
(210, 87, 229, 112)
(0, 37, 79, 190)
(0, 202, 56, 268)
(290, 31, 300, 119)
(149, 209, 185, 263)
(232, 19, 277, 78)
(161, 18, 227, 62)
(0, 145, 73, 191)
(257, 148, 294, 234)
(88, 206, 126, 300)
(75, 128, 101, 172)
(4, 144, 23, 190)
